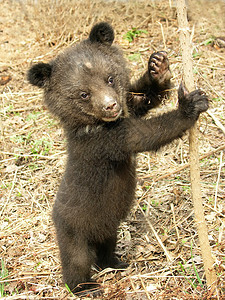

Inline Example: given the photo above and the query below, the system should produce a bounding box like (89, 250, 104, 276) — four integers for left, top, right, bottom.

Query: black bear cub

(28, 22, 208, 296)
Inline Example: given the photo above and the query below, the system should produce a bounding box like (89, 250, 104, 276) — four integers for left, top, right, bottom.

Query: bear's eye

(107, 76, 114, 85)
(80, 92, 90, 100)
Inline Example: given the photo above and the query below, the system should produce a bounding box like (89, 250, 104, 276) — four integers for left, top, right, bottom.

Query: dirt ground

(0, 0, 225, 299)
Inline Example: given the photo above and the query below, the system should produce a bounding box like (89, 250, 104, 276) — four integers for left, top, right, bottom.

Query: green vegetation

(65, 284, 74, 296)
(124, 28, 148, 43)
(178, 242, 203, 289)
(0, 259, 8, 297)
(202, 37, 214, 46)
(141, 204, 147, 211)
(151, 199, 159, 207)
(128, 52, 141, 62)
(30, 138, 53, 155)
(10, 133, 53, 156)
(26, 111, 42, 121)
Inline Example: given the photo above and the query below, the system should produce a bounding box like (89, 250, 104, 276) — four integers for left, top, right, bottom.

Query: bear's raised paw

(148, 51, 172, 84)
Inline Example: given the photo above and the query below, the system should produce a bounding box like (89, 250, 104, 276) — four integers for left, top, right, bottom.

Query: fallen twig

(142, 144, 225, 181)
(207, 110, 225, 135)
(214, 151, 223, 209)
(138, 204, 173, 263)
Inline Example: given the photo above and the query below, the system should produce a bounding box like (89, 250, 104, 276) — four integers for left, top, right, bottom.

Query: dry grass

(0, 0, 225, 299)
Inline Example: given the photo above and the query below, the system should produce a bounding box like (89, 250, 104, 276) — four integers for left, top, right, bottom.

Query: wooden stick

(176, 0, 217, 289)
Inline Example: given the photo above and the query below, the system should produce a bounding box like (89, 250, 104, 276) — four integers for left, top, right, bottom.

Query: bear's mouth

(102, 109, 122, 122)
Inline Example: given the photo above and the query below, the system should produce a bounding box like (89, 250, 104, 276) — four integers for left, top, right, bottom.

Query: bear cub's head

(28, 22, 130, 129)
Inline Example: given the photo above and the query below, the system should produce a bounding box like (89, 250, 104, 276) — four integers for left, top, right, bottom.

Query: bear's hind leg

(56, 227, 101, 296)
(95, 235, 128, 270)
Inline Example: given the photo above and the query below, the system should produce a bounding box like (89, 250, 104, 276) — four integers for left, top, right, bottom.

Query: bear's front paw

(148, 51, 172, 84)
(178, 83, 209, 119)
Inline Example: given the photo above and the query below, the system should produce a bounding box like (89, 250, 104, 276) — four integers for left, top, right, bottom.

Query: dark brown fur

(27, 22, 208, 296)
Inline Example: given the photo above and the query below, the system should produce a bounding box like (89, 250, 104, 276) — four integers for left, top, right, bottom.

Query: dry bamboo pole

(176, 0, 217, 289)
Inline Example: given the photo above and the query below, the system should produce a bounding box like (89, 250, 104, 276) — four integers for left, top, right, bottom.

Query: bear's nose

(105, 102, 117, 111)
(103, 96, 118, 111)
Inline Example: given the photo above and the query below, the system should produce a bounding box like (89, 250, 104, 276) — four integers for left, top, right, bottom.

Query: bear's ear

(27, 63, 52, 88)
(89, 22, 114, 46)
